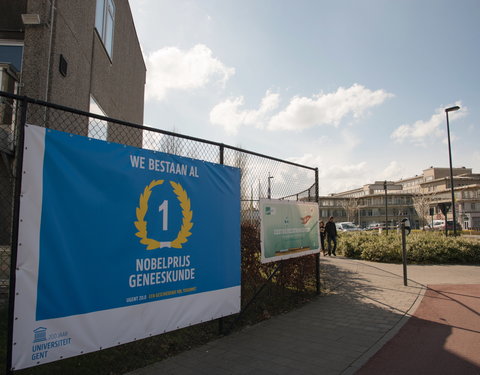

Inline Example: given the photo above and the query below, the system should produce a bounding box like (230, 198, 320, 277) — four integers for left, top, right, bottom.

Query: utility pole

(384, 180, 388, 235)
(268, 173, 274, 199)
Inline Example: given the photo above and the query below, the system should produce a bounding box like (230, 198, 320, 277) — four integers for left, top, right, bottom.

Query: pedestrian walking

(325, 216, 337, 256)
(319, 220, 326, 256)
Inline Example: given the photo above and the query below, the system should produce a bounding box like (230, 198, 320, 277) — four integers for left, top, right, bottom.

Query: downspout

(44, 0, 56, 102)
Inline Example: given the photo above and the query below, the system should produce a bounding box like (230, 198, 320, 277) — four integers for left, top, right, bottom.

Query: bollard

(401, 222, 408, 286)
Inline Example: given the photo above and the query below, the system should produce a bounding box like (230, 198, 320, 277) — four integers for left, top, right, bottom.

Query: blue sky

(129, 0, 480, 195)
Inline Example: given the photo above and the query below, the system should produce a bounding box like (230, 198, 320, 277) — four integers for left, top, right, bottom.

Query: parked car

(366, 223, 383, 230)
(336, 222, 363, 232)
(431, 220, 445, 230)
(446, 221, 462, 232)
(425, 220, 462, 232)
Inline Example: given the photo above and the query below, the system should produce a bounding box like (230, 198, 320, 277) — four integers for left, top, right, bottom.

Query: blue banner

(35, 128, 241, 320)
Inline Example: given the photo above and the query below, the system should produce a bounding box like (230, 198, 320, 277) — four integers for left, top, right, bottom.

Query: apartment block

(319, 167, 480, 230)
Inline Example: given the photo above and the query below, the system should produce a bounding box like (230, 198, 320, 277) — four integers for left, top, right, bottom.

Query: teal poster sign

(260, 199, 320, 263)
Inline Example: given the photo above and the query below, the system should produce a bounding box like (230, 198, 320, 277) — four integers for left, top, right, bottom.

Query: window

(89, 96, 108, 140)
(95, 0, 115, 58)
(0, 63, 19, 152)
(0, 42, 23, 72)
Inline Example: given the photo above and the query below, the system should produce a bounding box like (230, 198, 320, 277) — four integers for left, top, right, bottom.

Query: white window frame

(95, 0, 115, 58)
(88, 95, 108, 141)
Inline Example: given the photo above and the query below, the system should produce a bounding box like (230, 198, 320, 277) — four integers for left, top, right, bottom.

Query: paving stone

(124, 258, 479, 375)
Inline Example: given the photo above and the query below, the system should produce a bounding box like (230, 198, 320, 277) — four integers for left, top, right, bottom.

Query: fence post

(315, 168, 320, 294)
(219, 144, 224, 165)
(218, 143, 225, 334)
(6, 96, 28, 375)
(401, 222, 408, 286)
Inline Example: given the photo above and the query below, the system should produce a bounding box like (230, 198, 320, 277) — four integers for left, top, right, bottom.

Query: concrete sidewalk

(125, 258, 480, 375)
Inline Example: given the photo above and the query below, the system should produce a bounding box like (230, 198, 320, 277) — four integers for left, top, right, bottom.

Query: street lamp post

(268, 173, 274, 199)
(445, 105, 460, 236)
(384, 180, 388, 235)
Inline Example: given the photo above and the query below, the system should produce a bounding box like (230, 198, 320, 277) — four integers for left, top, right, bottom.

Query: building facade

(319, 167, 480, 230)
(0, 0, 146, 143)
(0, 0, 146, 245)
(320, 182, 416, 229)
(411, 167, 480, 230)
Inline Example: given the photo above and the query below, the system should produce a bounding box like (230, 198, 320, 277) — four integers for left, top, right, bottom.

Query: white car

(425, 220, 462, 232)
(424, 220, 445, 230)
(336, 222, 363, 232)
(367, 223, 383, 230)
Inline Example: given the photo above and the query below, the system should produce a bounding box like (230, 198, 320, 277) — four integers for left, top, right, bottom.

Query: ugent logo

(135, 180, 193, 250)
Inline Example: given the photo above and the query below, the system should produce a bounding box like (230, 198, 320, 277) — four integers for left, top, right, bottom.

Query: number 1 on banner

(159, 200, 168, 230)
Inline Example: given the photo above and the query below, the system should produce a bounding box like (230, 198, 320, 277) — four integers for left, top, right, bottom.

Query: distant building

(407, 167, 480, 230)
(319, 167, 480, 230)
(320, 181, 415, 229)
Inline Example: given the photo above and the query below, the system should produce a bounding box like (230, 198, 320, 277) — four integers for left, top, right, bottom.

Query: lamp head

(445, 106, 460, 113)
(21, 14, 41, 25)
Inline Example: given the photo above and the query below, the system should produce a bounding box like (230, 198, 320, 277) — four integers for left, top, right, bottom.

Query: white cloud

(442, 133, 460, 145)
(209, 91, 280, 134)
(267, 84, 394, 131)
(287, 154, 414, 195)
(381, 161, 407, 181)
(286, 153, 371, 194)
(391, 102, 466, 145)
(319, 162, 370, 194)
(210, 84, 392, 134)
(340, 129, 361, 150)
(145, 44, 235, 101)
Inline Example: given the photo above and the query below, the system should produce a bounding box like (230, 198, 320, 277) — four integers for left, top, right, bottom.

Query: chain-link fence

(1, 91, 319, 373)
(0, 92, 17, 302)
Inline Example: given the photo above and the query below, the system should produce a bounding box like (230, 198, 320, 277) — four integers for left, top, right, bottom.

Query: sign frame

(260, 198, 320, 264)
(10, 124, 241, 370)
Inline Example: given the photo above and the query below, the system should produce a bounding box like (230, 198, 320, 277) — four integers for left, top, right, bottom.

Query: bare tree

(340, 197, 359, 223)
(232, 148, 249, 201)
(161, 127, 182, 155)
(412, 191, 436, 230)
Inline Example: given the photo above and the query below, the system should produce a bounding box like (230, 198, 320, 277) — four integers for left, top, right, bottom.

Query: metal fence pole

(315, 168, 320, 294)
(6, 97, 28, 375)
(218, 142, 224, 334)
(219, 144, 224, 165)
(384, 180, 389, 235)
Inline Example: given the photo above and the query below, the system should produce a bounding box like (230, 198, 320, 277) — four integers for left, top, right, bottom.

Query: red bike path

(357, 284, 480, 374)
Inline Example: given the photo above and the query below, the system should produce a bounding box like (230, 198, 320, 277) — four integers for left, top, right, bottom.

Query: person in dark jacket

(325, 216, 337, 256)
(319, 220, 326, 256)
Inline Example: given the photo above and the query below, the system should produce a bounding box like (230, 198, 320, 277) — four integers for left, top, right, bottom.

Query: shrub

(339, 231, 480, 264)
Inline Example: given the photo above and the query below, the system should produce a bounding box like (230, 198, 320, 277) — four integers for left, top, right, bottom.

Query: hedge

(338, 231, 480, 264)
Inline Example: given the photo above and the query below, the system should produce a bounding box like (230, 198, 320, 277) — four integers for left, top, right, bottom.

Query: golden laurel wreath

(134, 180, 193, 250)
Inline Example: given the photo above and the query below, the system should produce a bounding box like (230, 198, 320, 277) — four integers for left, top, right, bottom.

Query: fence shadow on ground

(118, 258, 427, 374)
